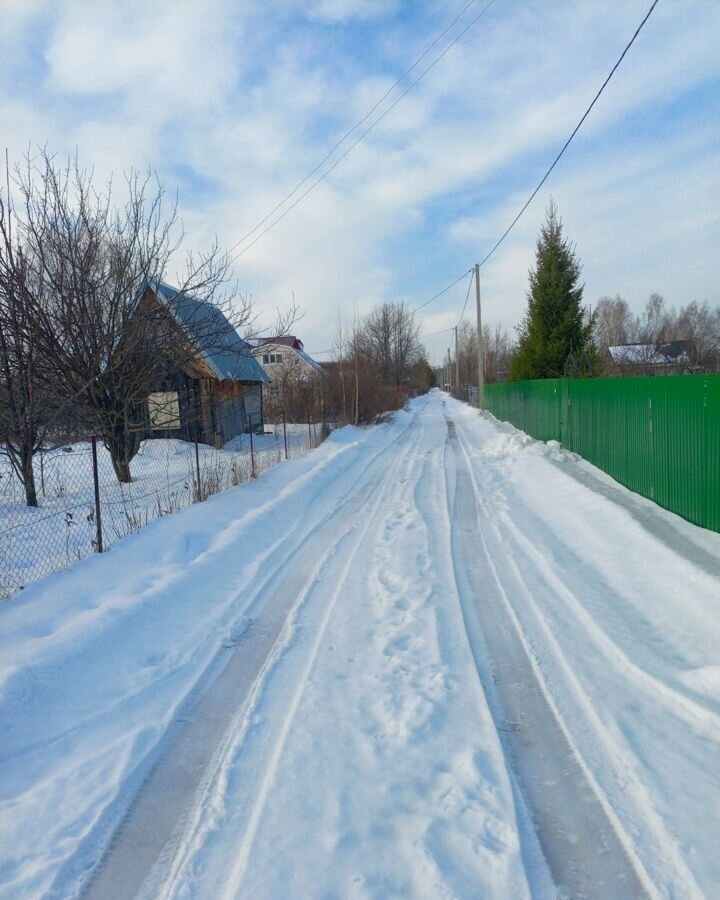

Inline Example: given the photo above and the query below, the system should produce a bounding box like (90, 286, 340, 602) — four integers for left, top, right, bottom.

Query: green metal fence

(485, 374, 720, 532)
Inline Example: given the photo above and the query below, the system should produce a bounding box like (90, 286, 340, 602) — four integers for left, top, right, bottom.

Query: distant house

(248, 336, 324, 415)
(249, 336, 324, 377)
(607, 341, 694, 376)
(138, 280, 271, 445)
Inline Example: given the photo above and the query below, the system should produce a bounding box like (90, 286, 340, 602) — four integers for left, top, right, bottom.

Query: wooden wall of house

(211, 381, 247, 445)
(144, 365, 204, 442)
(242, 383, 264, 432)
(142, 367, 265, 446)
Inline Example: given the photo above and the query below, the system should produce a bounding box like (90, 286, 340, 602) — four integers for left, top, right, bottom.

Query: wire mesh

(0, 410, 327, 600)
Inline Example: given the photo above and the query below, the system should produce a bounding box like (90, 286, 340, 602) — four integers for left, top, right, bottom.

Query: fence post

(91, 436, 104, 553)
(194, 436, 202, 501)
(282, 408, 288, 459)
(307, 409, 312, 447)
(249, 416, 256, 479)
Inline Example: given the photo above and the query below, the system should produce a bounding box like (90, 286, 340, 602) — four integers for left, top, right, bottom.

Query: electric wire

(242, 0, 659, 347)
(229, 0, 498, 262)
(413, 0, 660, 319)
(422, 326, 455, 338)
(456, 268, 475, 326)
(414, 268, 473, 312)
(227, 0, 486, 254)
(477, 0, 660, 269)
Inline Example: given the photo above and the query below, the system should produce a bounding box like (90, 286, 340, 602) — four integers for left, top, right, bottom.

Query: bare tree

(675, 301, 720, 372)
(638, 292, 672, 345)
(11, 150, 259, 482)
(0, 191, 55, 505)
(261, 348, 321, 423)
(594, 295, 634, 353)
(333, 314, 349, 424)
(322, 305, 428, 425)
(455, 321, 514, 390)
(595, 291, 720, 375)
(358, 301, 422, 387)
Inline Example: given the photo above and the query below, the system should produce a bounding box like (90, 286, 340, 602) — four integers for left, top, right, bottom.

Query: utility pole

(454, 326, 460, 398)
(447, 347, 452, 392)
(475, 263, 484, 409)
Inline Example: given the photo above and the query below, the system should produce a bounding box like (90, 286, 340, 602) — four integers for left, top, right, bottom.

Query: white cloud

(1, 0, 718, 364)
(304, 0, 400, 23)
(43, 0, 238, 108)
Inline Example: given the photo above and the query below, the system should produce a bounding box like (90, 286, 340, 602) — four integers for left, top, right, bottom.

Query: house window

(148, 391, 181, 429)
(262, 353, 283, 364)
(263, 354, 270, 364)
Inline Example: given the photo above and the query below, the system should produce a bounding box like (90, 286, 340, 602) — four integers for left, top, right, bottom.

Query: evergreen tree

(510, 201, 596, 380)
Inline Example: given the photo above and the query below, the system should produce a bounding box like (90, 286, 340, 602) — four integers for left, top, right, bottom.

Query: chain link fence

(0, 412, 327, 600)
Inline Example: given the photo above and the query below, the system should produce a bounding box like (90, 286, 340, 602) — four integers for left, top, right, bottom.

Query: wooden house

(138, 280, 271, 446)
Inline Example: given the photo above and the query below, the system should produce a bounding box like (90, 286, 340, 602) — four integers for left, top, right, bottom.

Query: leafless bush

(323, 306, 431, 425)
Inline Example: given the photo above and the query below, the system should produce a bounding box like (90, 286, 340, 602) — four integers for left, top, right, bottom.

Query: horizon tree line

(442, 200, 720, 386)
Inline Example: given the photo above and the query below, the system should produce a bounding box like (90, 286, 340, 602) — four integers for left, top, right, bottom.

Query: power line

(229, 0, 499, 262)
(413, 0, 660, 318)
(227, 0, 486, 255)
(414, 268, 473, 312)
(252, 0, 659, 340)
(477, 0, 660, 269)
(422, 326, 455, 338)
(456, 269, 475, 326)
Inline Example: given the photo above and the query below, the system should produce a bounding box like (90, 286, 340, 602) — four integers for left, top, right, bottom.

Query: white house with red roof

(248, 336, 324, 379)
(247, 336, 325, 416)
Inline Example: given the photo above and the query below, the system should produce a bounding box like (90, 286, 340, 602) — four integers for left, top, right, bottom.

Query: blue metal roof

(149, 280, 270, 383)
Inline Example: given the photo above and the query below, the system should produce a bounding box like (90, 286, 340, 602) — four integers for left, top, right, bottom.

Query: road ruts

(445, 417, 652, 900)
(78, 417, 420, 900)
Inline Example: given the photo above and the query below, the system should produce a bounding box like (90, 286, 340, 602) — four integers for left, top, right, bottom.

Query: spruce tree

(510, 201, 596, 380)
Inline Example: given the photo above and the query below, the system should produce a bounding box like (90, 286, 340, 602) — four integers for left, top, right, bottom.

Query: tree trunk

(111, 455, 132, 483)
(21, 447, 38, 507)
(106, 426, 140, 484)
(339, 369, 346, 425)
(5, 442, 39, 507)
(354, 368, 359, 426)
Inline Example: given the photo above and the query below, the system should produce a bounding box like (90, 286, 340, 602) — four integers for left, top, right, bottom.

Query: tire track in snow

(215, 413, 428, 899)
(474, 453, 720, 730)
(495, 508, 720, 738)
(451, 417, 708, 898)
(445, 417, 653, 900)
(79, 417, 421, 900)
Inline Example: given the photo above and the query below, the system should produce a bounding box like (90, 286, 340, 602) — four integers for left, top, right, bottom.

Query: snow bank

(4, 391, 718, 898)
(0, 421, 372, 898)
(449, 395, 720, 897)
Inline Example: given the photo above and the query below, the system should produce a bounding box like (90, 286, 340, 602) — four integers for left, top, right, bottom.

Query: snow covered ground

(1, 391, 718, 898)
(0, 423, 321, 598)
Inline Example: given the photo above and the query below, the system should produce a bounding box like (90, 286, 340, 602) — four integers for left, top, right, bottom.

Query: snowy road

(2, 392, 719, 898)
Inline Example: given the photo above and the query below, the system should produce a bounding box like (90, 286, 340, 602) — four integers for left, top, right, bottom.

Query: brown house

(140, 281, 271, 445)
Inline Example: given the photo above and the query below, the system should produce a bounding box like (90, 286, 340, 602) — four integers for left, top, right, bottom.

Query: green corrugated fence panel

(485, 373, 720, 533)
(485, 379, 562, 443)
(707, 377, 720, 532)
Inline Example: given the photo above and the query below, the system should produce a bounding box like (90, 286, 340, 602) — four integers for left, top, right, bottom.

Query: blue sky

(1, 0, 719, 363)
